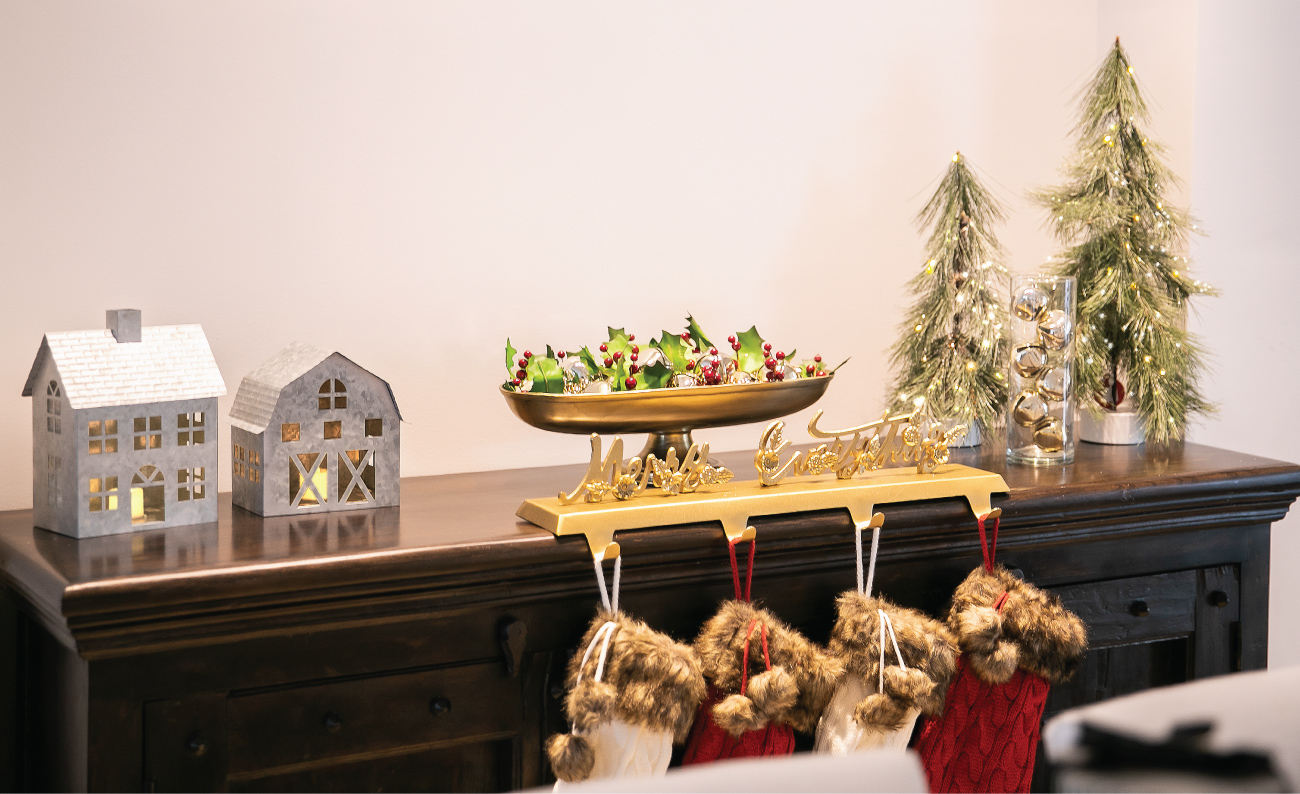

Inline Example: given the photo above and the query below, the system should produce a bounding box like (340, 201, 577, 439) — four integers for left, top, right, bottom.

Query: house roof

(22, 325, 226, 409)
(228, 341, 402, 434)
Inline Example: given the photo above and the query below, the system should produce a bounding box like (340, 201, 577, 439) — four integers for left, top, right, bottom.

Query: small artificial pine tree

(887, 152, 1011, 437)
(1037, 38, 1216, 442)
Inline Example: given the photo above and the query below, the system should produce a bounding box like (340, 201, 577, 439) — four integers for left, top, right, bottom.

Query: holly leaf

(609, 359, 630, 390)
(579, 346, 601, 376)
(650, 331, 692, 371)
(505, 339, 518, 378)
(685, 314, 712, 350)
(527, 356, 565, 394)
(545, 344, 556, 360)
(735, 325, 767, 373)
(636, 359, 674, 390)
(606, 327, 633, 358)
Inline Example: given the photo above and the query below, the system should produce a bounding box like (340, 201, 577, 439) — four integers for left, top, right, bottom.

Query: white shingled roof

(228, 341, 401, 434)
(23, 325, 226, 409)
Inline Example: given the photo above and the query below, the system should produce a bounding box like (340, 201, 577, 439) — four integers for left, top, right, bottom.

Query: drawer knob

(430, 697, 452, 716)
(1208, 590, 1230, 608)
(1129, 600, 1149, 617)
(184, 732, 208, 757)
(322, 712, 343, 732)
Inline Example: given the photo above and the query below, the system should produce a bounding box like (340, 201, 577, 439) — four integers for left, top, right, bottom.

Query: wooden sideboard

(1, 442, 1297, 792)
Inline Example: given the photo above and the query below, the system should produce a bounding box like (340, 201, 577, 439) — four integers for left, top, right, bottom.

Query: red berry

(817, 370, 826, 377)
(709, 347, 718, 355)
(511, 378, 521, 386)
(686, 361, 696, 370)
(632, 345, 639, 354)
(613, 351, 622, 361)
(814, 355, 822, 363)
(806, 364, 815, 375)
(628, 334, 635, 341)
(557, 350, 566, 358)
(523, 350, 533, 359)
(517, 357, 527, 368)
(599, 343, 608, 352)
(765, 358, 776, 370)
(681, 332, 691, 341)
(776, 371, 785, 381)
(775, 351, 785, 360)
(630, 353, 638, 362)
(763, 343, 772, 353)
(629, 363, 640, 374)
(603, 357, 613, 367)
(727, 335, 736, 344)
(516, 369, 527, 379)
(731, 343, 741, 351)
(625, 377, 636, 389)
(693, 347, 701, 354)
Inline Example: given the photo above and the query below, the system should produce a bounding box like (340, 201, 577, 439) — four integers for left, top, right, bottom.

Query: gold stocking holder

(517, 411, 1009, 560)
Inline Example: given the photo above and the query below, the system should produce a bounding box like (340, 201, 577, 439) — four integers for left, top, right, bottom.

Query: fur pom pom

(969, 639, 1020, 684)
(747, 667, 798, 720)
(956, 606, 1003, 653)
(547, 733, 595, 782)
(567, 680, 617, 733)
(853, 692, 908, 731)
(713, 693, 767, 737)
(881, 665, 935, 703)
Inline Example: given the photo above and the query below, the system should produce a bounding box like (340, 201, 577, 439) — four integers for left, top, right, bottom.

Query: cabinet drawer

(227, 662, 522, 776)
(1052, 570, 1196, 646)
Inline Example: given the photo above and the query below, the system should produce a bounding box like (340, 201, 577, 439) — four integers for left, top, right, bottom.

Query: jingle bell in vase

(1006, 276, 1075, 466)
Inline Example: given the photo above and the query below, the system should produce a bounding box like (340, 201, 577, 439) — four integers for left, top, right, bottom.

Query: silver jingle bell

(1037, 309, 1071, 350)
(637, 347, 666, 369)
(1011, 344, 1049, 379)
(1011, 390, 1048, 427)
(726, 370, 756, 385)
(1037, 367, 1067, 402)
(780, 364, 800, 381)
(1033, 417, 1066, 452)
(582, 379, 613, 395)
(672, 373, 702, 388)
(1013, 286, 1050, 322)
(565, 359, 591, 382)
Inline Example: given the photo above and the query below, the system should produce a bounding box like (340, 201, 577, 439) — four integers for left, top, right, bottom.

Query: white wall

(1190, 0, 1300, 667)
(0, 2, 1292, 657)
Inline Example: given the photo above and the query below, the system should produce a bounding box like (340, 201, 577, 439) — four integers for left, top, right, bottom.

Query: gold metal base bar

(517, 463, 1008, 559)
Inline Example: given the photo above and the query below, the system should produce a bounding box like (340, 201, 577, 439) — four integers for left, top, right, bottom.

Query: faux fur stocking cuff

(946, 565, 1087, 685)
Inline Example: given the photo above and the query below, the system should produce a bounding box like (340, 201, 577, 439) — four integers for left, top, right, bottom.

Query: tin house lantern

(22, 309, 227, 538)
(228, 342, 401, 517)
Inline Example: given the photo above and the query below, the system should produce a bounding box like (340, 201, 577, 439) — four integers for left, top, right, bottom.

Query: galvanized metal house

(22, 310, 227, 538)
(228, 342, 401, 517)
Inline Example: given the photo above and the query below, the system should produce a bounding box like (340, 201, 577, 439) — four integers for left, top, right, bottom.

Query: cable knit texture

(916, 565, 1087, 793)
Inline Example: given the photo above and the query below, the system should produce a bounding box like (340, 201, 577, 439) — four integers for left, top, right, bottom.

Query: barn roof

(22, 325, 226, 409)
(228, 341, 402, 434)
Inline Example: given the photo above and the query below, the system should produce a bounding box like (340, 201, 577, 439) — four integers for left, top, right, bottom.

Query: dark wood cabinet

(1, 442, 1296, 792)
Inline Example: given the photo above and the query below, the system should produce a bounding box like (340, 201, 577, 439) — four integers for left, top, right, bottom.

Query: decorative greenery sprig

(1036, 38, 1216, 442)
(504, 316, 835, 393)
(886, 152, 1011, 433)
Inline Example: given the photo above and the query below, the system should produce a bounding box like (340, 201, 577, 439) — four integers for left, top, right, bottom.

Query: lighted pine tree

(887, 152, 1011, 440)
(1037, 38, 1216, 442)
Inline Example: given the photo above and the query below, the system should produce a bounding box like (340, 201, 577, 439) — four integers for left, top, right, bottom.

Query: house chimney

(107, 309, 142, 343)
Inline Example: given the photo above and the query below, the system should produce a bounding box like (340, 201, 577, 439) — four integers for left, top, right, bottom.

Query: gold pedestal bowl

(501, 375, 834, 461)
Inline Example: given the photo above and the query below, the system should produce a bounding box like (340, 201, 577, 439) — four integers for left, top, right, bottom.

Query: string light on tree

(886, 152, 1011, 444)
(1034, 37, 1216, 442)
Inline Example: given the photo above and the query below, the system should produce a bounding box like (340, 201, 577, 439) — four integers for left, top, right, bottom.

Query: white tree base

(1077, 409, 1144, 445)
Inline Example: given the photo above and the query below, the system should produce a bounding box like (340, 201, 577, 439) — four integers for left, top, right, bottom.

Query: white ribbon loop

(592, 554, 623, 613)
(876, 609, 908, 693)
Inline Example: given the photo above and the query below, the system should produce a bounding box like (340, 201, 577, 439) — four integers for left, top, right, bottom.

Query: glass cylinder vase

(1006, 275, 1075, 466)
